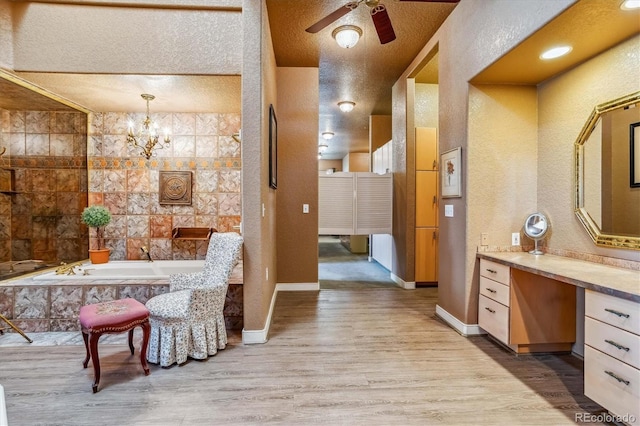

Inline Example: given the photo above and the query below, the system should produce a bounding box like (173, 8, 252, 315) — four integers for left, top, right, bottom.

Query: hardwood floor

(0, 287, 605, 425)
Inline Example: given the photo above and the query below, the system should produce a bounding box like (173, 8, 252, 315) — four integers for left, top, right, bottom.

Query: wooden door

(415, 227, 438, 282)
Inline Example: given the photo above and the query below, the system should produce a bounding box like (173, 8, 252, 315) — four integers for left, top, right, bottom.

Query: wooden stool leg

(88, 332, 102, 393)
(82, 331, 90, 368)
(128, 329, 135, 355)
(139, 320, 151, 376)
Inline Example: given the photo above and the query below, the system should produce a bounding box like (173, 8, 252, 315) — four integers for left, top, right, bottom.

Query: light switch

(444, 205, 454, 217)
(303, 204, 309, 214)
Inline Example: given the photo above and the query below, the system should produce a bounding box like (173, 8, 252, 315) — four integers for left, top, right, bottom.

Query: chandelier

(126, 94, 170, 159)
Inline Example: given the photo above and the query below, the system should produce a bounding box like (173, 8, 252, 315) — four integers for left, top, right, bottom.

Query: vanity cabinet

(478, 259, 511, 345)
(584, 290, 640, 425)
(478, 259, 576, 353)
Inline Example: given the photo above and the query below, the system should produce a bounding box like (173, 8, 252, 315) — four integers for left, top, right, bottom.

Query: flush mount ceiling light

(322, 131, 334, 140)
(126, 94, 170, 159)
(332, 25, 362, 49)
(319, 143, 329, 152)
(338, 101, 356, 112)
(620, 0, 640, 10)
(540, 45, 572, 60)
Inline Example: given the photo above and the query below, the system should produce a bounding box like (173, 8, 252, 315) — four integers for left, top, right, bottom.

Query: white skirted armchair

(145, 232, 243, 367)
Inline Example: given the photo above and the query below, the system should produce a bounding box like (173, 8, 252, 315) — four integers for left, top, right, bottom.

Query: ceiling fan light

(322, 131, 334, 140)
(332, 25, 362, 49)
(338, 101, 356, 112)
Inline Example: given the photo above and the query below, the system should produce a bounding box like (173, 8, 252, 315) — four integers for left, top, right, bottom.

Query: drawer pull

(604, 370, 630, 386)
(486, 269, 497, 274)
(485, 288, 497, 293)
(484, 307, 495, 314)
(604, 339, 630, 352)
(604, 308, 630, 319)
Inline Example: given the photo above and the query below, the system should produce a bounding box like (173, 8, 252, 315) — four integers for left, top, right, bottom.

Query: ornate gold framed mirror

(574, 91, 640, 250)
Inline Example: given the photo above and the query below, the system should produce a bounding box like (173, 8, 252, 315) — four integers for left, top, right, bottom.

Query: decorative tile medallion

(159, 170, 192, 205)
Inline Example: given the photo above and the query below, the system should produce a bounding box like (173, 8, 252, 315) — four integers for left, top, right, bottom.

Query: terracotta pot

(89, 248, 110, 264)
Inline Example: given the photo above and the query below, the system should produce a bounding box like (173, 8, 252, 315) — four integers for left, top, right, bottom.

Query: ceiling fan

(305, 0, 460, 45)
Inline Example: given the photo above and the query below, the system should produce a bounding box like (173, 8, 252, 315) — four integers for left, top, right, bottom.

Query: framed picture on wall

(441, 147, 462, 198)
(631, 122, 640, 188)
(269, 104, 278, 189)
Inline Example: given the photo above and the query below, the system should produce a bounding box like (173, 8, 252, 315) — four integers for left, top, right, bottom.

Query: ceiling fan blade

(305, 2, 359, 34)
(370, 4, 396, 44)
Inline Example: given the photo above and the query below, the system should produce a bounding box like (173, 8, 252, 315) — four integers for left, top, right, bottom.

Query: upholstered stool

(79, 298, 151, 393)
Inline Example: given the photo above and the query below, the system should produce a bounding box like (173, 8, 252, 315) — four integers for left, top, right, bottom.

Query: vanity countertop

(477, 252, 640, 302)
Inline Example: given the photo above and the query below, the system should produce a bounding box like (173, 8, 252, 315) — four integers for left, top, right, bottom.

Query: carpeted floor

(318, 236, 397, 289)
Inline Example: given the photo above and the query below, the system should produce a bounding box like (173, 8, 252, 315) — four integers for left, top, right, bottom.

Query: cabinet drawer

(479, 259, 509, 286)
(479, 276, 510, 307)
(586, 290, 640, 335)
(479, 295, 509, 345)
(584, 345, 640, 424)
(586, 317, 640, 369)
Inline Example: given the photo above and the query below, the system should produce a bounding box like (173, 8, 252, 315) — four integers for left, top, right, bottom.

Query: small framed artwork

(269, 104, 278, 189)
(159, 171, 192, 205)
(441, 147, 462, 198)
(631, 122, 640, 188)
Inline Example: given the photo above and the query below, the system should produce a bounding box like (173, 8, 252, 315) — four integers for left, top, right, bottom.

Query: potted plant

(81, 205, 112, 264)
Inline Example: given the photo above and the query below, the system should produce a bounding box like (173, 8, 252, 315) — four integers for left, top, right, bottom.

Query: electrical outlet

(481, 233, 488, 246)
(512, 232, 520, 246)
(303, 204, 309, 213)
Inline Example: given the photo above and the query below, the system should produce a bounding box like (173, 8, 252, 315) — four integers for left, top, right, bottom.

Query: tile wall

(0, 108, 88, 264)
(87, 111, 241, 260)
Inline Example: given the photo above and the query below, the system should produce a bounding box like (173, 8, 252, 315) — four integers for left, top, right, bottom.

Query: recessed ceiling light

(338, 101, 355, 112)
(540, 45, 572, 60)
(620, 0, 640, 10)
(322, 132, 334, 140)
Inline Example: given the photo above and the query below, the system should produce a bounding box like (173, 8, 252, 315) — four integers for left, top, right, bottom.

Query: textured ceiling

(266, 0, 458, 158)
(2, 0, 638, 161)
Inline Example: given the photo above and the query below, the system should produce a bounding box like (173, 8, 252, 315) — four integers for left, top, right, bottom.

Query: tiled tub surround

(0, 108, 88, 263)
(87, 111, 241, 261)
(0, 263, 244, 333)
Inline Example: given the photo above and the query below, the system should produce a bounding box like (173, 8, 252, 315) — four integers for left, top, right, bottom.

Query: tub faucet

(141, 246, 153, 262)
(55, 261, 81, 275)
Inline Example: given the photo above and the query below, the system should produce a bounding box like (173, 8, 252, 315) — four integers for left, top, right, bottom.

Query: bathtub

(32, 260, 205, 281)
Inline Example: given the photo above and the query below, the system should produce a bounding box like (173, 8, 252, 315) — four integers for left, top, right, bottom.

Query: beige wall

(318, 159, 342, 172)
(276, 67, 319, 285)
(0, 1, 12, 69)
(240, 0, 277, 333)
(415, 84, 439, 128)
(369, 115, 392, 162)
(393, 0, 575, 323)
(538, 35, 640, 261)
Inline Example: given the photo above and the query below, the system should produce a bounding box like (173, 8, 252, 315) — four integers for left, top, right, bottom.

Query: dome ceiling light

(319, 143, 329, 152)
(338, 101, 356, 112)
(322, 131, 334, 140)
(331, 25, 362, 49)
